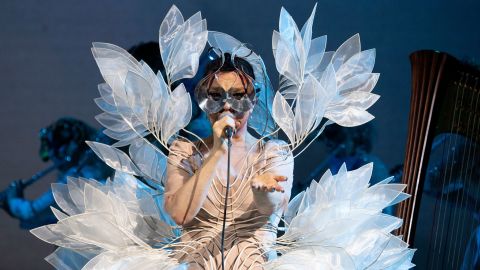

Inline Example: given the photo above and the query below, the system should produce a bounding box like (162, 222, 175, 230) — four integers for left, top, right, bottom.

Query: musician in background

(0, 42, 212, 230)
(324, 123, 387, 175)
(0, 117, 113, 229)
(299, 122, 393, 214)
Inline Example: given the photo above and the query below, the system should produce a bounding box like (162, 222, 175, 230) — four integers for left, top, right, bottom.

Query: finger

(274, 184, 285, 193)
(273, 175, 288, 182)
(214, 118, 236, 139)
(252, 181, 265, 191)
(264, 184, 284, 193)
(213, 116, 235, 130)
(250, 182, 260, 190)
(219, 114, 235, 126)
(261, 183, 284, 193)
(223, 117, 236, 131)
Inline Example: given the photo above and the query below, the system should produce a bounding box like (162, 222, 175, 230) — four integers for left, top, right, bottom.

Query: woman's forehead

(210, 71, 252, 91)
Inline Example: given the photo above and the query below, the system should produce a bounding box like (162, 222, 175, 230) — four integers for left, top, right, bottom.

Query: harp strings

(453, 76, 479, 267)
(428, 72, 480, 269)
(431, 72, 464, 268)
(463, 77, 480, 268)
(445, 73, 469, 268)
(449, 74, 472, 267)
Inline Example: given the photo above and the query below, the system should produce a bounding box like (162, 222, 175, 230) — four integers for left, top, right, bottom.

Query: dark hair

(204, 52, 255, 79)
(128, 41, 166, 76)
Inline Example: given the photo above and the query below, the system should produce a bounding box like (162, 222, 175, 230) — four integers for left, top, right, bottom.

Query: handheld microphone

(224, 126, 234, 139)
(219, 112, 235, 139)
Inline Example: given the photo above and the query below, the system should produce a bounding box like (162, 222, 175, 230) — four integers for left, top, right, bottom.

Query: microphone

(219, 112, 235, 139)
(224, 126, 234, 139)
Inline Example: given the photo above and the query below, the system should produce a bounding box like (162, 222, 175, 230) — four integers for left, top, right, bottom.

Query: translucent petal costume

(31, 5, 414, 269)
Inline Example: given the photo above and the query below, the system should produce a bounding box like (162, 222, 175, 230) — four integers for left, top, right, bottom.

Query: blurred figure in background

(0, 117, 113, 229)
(0, 42, 212, 230)
(296, 122, 394, 214)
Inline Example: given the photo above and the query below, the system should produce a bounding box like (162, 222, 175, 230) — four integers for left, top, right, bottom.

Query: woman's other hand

(251, 173, 287, 193)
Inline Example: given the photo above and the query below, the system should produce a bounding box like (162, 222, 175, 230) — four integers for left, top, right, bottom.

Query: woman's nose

(223, 101, 231, 110)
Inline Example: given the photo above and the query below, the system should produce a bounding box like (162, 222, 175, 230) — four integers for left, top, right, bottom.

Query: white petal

(272, 91, 295, 145)
(86, 141, 141, 175)
(331, 33, 361, 71)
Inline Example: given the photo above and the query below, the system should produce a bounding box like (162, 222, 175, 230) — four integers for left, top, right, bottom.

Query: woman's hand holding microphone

(212, 112, 236, 153)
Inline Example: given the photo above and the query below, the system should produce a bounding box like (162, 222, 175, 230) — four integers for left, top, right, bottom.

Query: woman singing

(31, 5, 414, 269)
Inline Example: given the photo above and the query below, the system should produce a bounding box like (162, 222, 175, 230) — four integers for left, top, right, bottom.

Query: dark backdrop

(1, 0, 479, 268)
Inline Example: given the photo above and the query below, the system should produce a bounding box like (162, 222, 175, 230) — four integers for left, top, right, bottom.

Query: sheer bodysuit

(166, 139, 293, 270)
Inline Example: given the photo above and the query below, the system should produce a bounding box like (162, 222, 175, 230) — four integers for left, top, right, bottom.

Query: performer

(0, 117, 113, 229)
(164, 53, 293, 268)
(31, 5, 415, 269)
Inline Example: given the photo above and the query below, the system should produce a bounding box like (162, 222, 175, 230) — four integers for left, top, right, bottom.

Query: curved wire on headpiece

(195, 47, 258, 114)
(202, 31, 278, 138)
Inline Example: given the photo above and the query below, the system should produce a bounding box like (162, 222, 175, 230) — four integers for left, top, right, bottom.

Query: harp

(397, 50, 480, 269)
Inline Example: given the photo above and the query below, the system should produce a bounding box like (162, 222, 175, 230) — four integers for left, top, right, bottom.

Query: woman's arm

(165, 147, 223, 225)
(164, 116, 235, 225)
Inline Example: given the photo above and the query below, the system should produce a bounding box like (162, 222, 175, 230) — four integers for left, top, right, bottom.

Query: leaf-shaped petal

(305, 35, 327, 73)
(86, 141, 141, 175)
(324, 107, 375, 127)
(300, 3, 317, 56)
(331, 34, 361, 71)
(129, 138, 167, 184)
(124, 71, 154, 124)
(95, 113, 132, 133)
(338, 73, 380, 95)
(167, 18, 207, 83)
(272, 91, 295, 145)
(294, 75, 322, 140)
(320, 64, 338, 99)
(329, 92, 380, 111)
(277, 7, 306, 82)
(160, 84, 192, 144)
(279, 7, 299, 36)
(97, 83, 115, 106)
(275, 34, 302, 86)
(336, 49, 376, 85)
(159, 5, 184, 66)
(94, 97, 118, 114)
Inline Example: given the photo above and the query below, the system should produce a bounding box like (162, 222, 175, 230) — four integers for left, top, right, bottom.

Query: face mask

(195, 70, 257, 114)
(195, 38, 277, 137)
